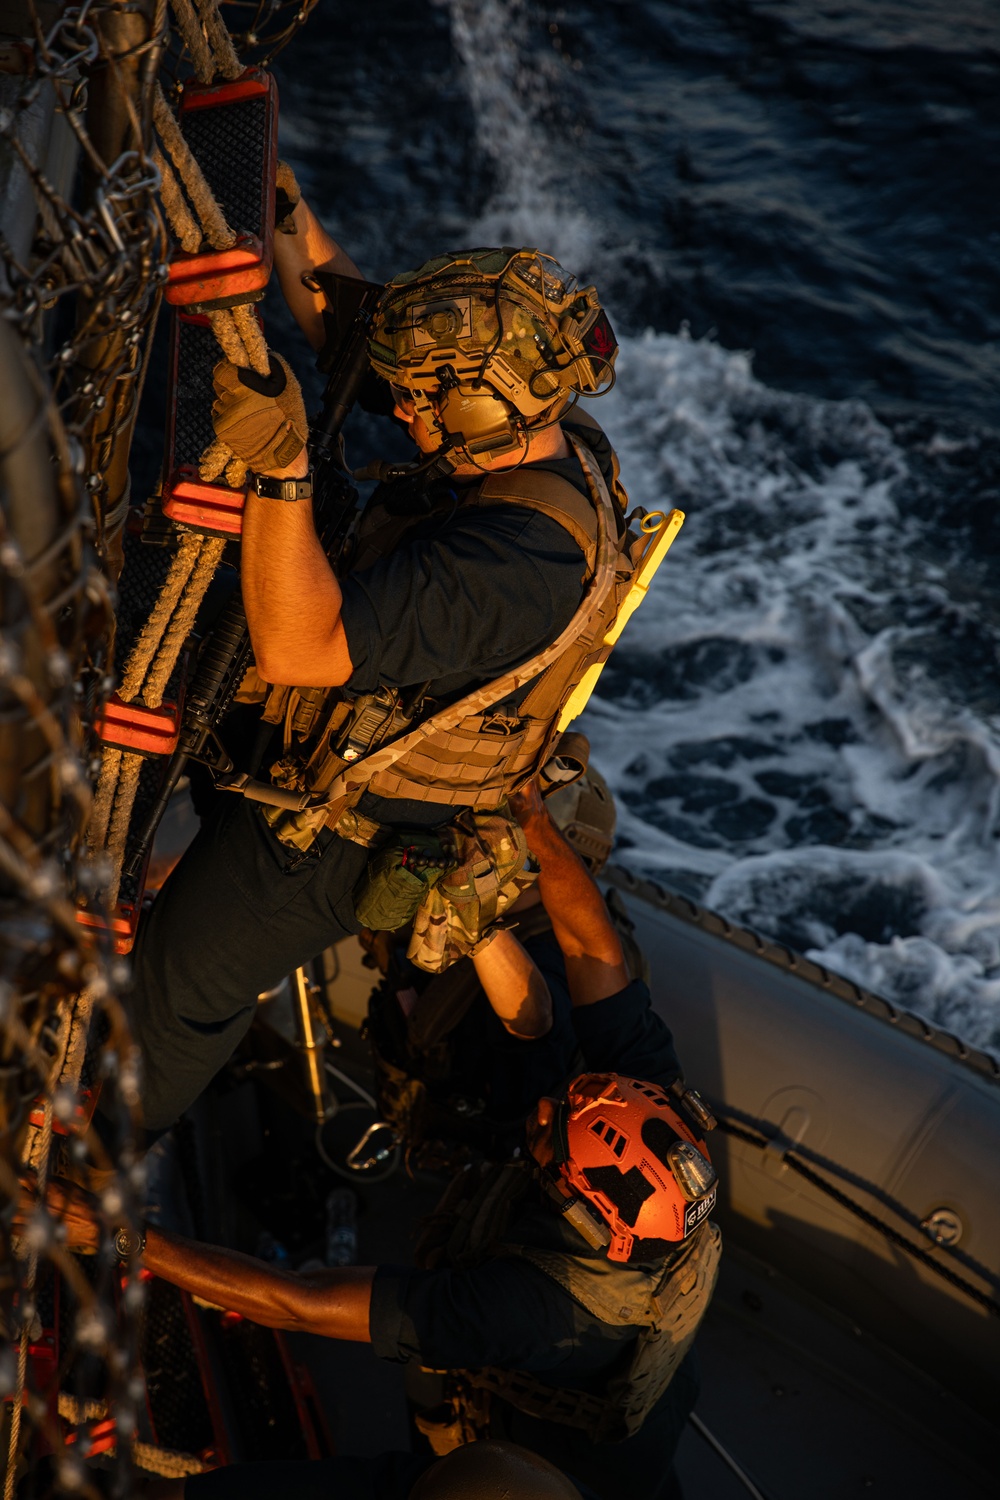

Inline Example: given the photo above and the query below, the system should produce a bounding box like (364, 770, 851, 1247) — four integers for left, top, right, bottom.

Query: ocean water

(272, 1, 1000, 1051)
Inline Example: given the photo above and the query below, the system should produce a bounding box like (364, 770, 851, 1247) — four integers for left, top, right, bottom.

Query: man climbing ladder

(127, 160, 682, 1131)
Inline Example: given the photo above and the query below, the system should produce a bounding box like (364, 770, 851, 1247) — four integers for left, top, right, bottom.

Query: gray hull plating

(607, 865, 1000, 1424)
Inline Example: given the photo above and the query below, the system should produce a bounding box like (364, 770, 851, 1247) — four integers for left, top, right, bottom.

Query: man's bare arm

(513, 783, 628, 1006)
(241, 458, 354, 686)
(273, 196, 363, 350)
(16, 1186, 373, 1343)
(145, 1225, 374, 1341)
(472, 928, 553, 1037)
(241, 194, 363, 684)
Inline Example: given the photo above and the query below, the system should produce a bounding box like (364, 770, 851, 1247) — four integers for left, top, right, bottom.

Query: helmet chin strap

(354, 371, 557, 483)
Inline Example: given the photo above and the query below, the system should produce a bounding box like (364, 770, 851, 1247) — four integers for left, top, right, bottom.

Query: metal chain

(0, 1, 317, 1490)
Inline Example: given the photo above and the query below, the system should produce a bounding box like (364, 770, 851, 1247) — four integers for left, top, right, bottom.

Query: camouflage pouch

(353, 831, 449, 931)
(406, 806, 538, 975)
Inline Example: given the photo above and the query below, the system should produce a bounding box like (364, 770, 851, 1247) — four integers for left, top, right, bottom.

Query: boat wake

(584, 330, 1000, 1054)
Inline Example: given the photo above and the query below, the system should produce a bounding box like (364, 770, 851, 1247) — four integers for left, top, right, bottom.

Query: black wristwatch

(113, 1223, 147, 1262)
(252, 471, 313, 502)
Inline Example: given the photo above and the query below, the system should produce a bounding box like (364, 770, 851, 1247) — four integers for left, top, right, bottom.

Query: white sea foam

(582, 330, 1000, 1052)
(445, 0, 1000, 1054)
(444, 0, 601, 267)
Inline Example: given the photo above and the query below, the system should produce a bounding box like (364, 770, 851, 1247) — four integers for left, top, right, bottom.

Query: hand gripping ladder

(162, 69, 279, 537)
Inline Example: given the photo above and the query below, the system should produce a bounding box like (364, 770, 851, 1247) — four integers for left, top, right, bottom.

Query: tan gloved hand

(275, 160, 301, 234)
(211, 353, 308, 473)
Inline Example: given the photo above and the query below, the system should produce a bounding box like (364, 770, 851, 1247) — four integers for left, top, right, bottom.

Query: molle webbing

(330, 435, 623, 812)
(257, 432, 629, 831)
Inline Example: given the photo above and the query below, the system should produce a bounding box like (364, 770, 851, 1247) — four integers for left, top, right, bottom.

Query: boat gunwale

(604, 862, 1000, 1087)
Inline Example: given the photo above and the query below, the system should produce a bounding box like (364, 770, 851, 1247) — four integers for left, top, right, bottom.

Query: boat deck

(185, 1029, 996, 1500)
(145, 793, 998, 1499)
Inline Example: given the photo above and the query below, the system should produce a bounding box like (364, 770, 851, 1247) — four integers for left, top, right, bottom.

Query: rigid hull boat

(602, 867, 1000, 1497)
(250, 872, 997, 1498)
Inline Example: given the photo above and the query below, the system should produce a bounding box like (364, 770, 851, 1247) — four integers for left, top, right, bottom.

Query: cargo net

(161, 0, 319, 78)
(0, 315, 148, 1494)
(0, 1, 167, 565)
(0, 0, 313, 1492)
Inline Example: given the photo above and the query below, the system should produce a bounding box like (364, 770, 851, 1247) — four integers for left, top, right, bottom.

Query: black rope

(688, 1413, 777, 1500)
(715, 1114, 1000, 1319)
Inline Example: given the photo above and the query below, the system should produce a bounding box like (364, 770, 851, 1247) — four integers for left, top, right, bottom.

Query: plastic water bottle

(325, 1187, 358, 1267)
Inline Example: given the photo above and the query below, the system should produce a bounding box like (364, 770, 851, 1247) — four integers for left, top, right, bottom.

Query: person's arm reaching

(512, 780, 683, 1086)
(511, 781, 628, 1006)
(144, 1225, 374, 1340)
(230, 191, 363, 684)
(472, 928, 553, 1038)
(272, 193, 363, 350)
(19, 1184, 374, 1341)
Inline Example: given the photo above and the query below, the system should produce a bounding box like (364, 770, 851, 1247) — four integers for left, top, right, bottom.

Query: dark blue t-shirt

(368, 981, 695, 1500)
(367, 911, 578, 1158)
(340, 499, 587, 702)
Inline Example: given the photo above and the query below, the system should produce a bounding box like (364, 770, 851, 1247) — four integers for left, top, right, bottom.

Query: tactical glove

(210, 353, 308, 473)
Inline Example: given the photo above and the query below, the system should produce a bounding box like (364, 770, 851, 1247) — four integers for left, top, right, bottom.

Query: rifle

(305, 270, 385, 572)
(122, 590, 260, 878)
(123, 273, 385, 877)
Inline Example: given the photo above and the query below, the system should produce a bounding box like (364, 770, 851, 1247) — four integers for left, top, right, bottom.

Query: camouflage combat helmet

(368, 247, 617, 463)
(547, 764, 617, 873)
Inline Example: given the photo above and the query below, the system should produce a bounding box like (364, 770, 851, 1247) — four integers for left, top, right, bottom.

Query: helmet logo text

(410, 297, 473, 346)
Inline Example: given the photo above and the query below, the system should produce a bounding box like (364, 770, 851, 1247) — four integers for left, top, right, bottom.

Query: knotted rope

(89, 3, 271, 908)
(170, 0, 242, 85)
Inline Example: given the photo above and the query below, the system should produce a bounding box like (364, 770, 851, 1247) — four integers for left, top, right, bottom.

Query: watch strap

(113, 1223, 147, 1262)
(253, 471, 313, 501)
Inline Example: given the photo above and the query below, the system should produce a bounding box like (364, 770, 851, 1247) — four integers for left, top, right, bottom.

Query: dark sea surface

(267, 1, 1000, 1050)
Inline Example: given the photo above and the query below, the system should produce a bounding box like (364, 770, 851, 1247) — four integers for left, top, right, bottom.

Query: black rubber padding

(237, 355, 287, 398)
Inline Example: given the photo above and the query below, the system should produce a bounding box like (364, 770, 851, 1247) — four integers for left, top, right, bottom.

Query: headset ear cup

(436, 386, 520, 456)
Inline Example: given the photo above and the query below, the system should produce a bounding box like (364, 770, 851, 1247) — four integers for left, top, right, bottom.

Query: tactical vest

(368, 894, 649, 1159)
(413, 1159, 722, 1450)
(255, 413, 641, 847)
(368, 904, 570, 1160)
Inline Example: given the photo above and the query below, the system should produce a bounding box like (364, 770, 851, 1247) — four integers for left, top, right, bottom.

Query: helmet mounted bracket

(540, 1166, 613, 1253)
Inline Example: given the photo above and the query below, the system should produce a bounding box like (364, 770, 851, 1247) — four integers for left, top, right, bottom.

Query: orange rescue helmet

(548, 1072, 717, 1262)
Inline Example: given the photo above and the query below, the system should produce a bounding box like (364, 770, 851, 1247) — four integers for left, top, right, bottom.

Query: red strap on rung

(181, 72, 272, 110)
(162, 469, 247, 536)
(28, 1086, 97, 1138)
(76, 899, 142, 955)
(97, 694, 181, 755)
